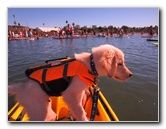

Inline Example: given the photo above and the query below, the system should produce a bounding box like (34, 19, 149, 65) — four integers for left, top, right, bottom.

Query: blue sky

(8, 8, 159, 28)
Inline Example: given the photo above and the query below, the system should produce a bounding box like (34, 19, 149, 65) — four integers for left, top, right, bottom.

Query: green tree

(121, 25, 129, 34)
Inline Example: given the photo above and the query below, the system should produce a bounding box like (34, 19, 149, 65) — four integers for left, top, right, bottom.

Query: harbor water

(8, 34, 159, 121)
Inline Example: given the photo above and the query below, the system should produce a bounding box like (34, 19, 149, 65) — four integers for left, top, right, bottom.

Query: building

(92, 25, 97, 29)
(36, 27, 60, 32)
(75, 25, 80, 29)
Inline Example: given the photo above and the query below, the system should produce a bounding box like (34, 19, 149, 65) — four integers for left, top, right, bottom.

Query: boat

(96, 33, 105, 38)
(52, 36, 80, 39)
(114, 34, 123, 38)
(141, 35, 158, 38)
(28, 37, 35, 41)
(97, 35, 105, 38)
(8, 86, 119, 121)
(146, 38, 158, 41)
(152, 42, 158, 46)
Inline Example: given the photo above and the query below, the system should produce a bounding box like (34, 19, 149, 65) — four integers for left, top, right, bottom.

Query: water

(8, 34, 159, 121)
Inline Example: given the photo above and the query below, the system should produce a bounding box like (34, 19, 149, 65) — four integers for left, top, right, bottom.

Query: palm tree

(66, 20, 70, 27)
(13, 15, 15, 20)
(72, 22, 75, 27)
(13, 14, 16, 26)
(14, 21, 17, 26)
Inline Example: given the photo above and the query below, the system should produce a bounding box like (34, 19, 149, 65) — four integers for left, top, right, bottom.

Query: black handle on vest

(45, 56, 69, 63)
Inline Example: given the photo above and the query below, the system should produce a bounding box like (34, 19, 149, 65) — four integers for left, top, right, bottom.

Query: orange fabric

(29, 69, 43, 83)
(29, 60, 95, 86)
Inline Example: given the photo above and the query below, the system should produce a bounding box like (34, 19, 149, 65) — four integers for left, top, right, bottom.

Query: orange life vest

(25, 59, 95, 96)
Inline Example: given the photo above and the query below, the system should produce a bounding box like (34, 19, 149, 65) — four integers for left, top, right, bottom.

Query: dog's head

(92, 44, 132, 82)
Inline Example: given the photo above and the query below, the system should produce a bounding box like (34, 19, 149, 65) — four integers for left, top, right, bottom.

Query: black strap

(42, 69, 52, 92)
(90, 54, 98, 77)
(63, 64, 69, 82)
(90, 86, 100, 121)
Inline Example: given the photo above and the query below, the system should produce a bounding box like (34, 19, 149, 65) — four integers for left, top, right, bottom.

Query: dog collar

(90, 54, 98, 77)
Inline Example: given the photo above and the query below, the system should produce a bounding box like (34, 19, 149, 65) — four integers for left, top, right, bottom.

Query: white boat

(29, 38, 35, 40)
(152, 42, 158, 46)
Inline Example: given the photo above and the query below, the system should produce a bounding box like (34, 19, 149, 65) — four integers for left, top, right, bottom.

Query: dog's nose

(129, 73, 132, 77)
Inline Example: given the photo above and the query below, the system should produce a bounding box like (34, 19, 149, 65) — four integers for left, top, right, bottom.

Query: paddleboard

(152, 42, 158, 46)
(146, 38, 158, 41)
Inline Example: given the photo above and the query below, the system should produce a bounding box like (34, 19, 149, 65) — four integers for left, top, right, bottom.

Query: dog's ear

(109, 55, 117, 77)
(102, 50, 117, 77)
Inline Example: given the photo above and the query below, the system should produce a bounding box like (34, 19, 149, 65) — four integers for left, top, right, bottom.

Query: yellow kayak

(8, 86, 119, 122)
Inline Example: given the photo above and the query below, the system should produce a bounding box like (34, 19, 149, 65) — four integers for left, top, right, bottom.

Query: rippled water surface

(8, 34, 159, 121)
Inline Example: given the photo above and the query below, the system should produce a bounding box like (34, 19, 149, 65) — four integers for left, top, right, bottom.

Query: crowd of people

(8, 24, 80, 40)
(8, 27, 37, 40)
(57, 24, 75, 38)
(8, 24, 158, 40)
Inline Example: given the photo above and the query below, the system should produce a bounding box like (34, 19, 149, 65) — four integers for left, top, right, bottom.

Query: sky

(8, 8, 159, 28)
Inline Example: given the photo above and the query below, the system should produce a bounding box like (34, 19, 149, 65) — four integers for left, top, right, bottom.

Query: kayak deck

(8, 87, 119, 122)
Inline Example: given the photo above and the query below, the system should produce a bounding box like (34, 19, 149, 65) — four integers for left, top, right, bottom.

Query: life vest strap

(42, 69, 52, 92)
(90, 85, 100, 121)
(25, 63, 51, 77)
(63, 63, 69, 83)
